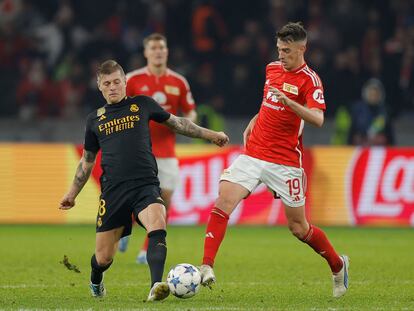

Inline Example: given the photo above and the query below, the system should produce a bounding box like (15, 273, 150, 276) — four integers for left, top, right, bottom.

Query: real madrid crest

(97, 107, 106, 117)
(130, 104, 139, 112)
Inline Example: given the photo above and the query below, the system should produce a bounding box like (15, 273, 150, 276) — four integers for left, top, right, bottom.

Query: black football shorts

(95, 179, 164, 237)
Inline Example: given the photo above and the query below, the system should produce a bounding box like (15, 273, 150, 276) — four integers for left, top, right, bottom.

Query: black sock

(90, 254, 112, 284)
(147, 229, 167, 287)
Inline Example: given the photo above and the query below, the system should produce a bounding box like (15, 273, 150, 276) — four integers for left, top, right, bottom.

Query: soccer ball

(167, 263, 201, 298)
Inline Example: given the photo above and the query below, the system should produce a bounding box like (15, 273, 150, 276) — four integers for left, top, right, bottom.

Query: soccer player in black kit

(59, 60, 229, 301)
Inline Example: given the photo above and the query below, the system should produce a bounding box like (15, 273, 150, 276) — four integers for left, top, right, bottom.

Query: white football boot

(332, 255, 349, 298)
(200, 264, 216, 288)
(147, 282, 170, 302)
(89, 282, 106, 298)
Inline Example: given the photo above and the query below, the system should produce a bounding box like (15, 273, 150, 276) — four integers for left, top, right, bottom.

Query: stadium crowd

(0, 0, 413, 144)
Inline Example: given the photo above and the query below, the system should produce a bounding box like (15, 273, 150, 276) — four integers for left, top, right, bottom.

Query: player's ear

(300, 40, 307, 53)
(97, 80, 103, 91)
(96, 74, 102, 91)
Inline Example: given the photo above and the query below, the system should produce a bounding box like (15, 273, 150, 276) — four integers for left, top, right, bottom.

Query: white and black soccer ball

(167, 263, 201, 298)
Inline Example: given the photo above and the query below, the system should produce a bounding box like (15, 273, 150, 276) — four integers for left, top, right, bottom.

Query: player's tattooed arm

(164, 114, 202, 137)
(73, 150, 96, 188)
(59, 150, 96, 210)
(164, 114, 229, 147)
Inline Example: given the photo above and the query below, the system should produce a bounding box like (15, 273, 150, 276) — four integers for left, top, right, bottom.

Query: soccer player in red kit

(118, 33, 197, 264)
(199, 22, 349, 298)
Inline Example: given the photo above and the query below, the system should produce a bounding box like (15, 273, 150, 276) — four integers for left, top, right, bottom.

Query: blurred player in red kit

(118, 33, 197, 264)
(199, 22, 349, 298)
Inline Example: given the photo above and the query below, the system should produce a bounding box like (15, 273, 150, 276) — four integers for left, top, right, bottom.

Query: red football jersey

(245, 62, 326, 168)
(126, 67, 196, 157)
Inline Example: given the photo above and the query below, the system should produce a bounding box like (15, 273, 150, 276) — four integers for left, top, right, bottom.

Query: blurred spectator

(1, 0, 414, 125)
(16, 59, 61, 119)
(348, 78, 395, 146)
(58, 62, 86, 118)
(191, 0, 228, 61)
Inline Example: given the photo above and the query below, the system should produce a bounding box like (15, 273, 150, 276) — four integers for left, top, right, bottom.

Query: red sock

(202, 207, 229, 267)
(302, 225, 343, 273)
(141, 236, 149, 252)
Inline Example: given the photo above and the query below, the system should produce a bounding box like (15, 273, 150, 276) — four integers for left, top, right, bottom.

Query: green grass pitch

(0, 225, 413, 310)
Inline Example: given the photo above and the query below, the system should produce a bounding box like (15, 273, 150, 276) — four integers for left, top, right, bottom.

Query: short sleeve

(84, 115, 100, 152)
(178, 77, 196, 114)
(305, 81, 326, 111)
(144, 96, 171, 123)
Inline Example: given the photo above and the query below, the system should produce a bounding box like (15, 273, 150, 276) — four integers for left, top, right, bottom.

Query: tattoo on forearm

(73, 161, 92, 189)
(70, 150, 96, 192)
(83, 150, 97, 163)
(167, 116, 204, 138)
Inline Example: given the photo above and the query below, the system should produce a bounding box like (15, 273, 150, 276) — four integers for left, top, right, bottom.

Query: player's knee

(151, 217, 167, 229)
(215, 196, 237, 214)
(288, 222, 307, 239)
(95, 252, 114, 266)
(91, 253, 113, 273)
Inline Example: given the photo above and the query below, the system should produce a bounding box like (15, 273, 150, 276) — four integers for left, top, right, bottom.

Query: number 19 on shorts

(286, 178, 301, 196)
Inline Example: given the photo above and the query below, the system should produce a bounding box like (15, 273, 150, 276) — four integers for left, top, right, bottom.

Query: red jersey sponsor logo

(348, 148, 414, 226)
(312, 89, 325, 104)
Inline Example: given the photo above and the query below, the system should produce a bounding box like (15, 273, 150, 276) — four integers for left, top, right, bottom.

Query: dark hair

(96, 60, 125, 80)
(143, 33, 167, 47)
(276, 22, 307, 42)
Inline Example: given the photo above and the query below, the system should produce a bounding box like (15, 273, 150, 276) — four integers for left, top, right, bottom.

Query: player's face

(277, 39, 306, 71)
(98, 70, 127, 104)
(144, 39, 168, 67)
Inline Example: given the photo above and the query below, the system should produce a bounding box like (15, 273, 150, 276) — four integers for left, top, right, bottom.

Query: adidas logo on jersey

(140, 85, 149, 92)
(98, 115, 106, 121)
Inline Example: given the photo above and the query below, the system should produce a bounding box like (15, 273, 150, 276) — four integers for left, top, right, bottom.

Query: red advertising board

(348, 148, 414, 226)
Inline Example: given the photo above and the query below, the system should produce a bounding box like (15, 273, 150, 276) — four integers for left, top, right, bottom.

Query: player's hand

(210, 131, 229, 147)
(269, 87, 290, 106)
(59, 193, 76, 210)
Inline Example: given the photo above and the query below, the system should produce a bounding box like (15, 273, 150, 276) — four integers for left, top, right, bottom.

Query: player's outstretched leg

(136, 237, 149, 264)
(146, 229, 169, 301)
(118, 235, 130, 252)
(299, 225, 348, 297)
(90, 254, 112, 298)
(200, 207, 229, 287)
(333, 255, 349, 298)
(200, 181, 249, 288)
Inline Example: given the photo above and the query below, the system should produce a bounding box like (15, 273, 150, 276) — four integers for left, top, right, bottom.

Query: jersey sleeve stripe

(307, 67, 323, 87)
(301, 68, 319, 87)
(302, 67, 321, 87)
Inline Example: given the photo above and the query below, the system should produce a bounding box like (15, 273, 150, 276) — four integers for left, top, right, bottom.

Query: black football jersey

(84, 96, 170, 184)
